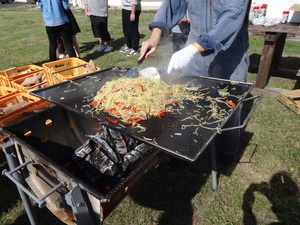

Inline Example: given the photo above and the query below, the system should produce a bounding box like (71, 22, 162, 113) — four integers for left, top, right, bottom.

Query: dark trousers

(90, 15, 111, 42)
(122, 9, 141, 51)
(46, 23, 76, 61)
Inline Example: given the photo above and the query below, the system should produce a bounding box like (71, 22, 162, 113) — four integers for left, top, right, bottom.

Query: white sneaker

(119, 47, 132, 53)
(59, 53, 65, 59)
(127, 50, 139, 56)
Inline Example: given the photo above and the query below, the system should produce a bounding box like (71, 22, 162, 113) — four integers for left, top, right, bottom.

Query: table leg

(255, 32, 285, 89)
(271, 33, 287, 70)
(210, 140, 218, 191)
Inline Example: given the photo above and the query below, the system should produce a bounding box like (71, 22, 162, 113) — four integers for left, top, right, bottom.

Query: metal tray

(31, 66, 254, 162)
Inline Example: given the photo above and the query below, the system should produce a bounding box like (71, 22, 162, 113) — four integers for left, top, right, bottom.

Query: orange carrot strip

(106, 117, 119, 124)
(226, 100, 236, 109)
(90, 101, 99, 107)
(125, 118, 143, 124)
(112, 88, 122, 93)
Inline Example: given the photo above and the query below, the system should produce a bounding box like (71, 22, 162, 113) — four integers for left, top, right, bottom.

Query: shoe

(59, 53, 65, 59)
(97, 45, 107, 52)
(127, 50, 139, 56)
(119, 47, 132, 53)
(104, 45, 113, 53)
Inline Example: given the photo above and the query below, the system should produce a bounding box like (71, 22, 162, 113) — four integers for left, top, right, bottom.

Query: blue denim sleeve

(196, 0, 250, 52)
(62, 0, 70, 11)
(149, 0, 187, 35)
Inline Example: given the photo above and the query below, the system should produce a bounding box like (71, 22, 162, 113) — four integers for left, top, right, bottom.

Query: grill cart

(1, 67, 261, 224)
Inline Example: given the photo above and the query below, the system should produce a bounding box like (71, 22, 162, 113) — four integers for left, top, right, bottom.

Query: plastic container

(0, 65, 44, 87)
(0, 92, 42, 121)
(261, 4, 267, 17)
(253, 6, 260, 19)
(11, 70, 49, 93)
(0, 100, 51, 127)
(0, 86, 19, 100)
(282, 11, 290, 24)
(43, 58, 100, 85)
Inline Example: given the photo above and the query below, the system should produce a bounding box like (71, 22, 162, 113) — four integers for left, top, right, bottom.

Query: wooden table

(248, 23, 300, 89)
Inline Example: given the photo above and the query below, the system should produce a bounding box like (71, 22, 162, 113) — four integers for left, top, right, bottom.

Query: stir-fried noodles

(90, 77, 199, 124)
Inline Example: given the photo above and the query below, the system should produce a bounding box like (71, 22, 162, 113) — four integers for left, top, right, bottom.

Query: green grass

(0, 6, 300, 225)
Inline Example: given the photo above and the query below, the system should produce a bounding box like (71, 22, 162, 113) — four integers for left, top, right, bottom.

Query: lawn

(0, 5, 299, 225)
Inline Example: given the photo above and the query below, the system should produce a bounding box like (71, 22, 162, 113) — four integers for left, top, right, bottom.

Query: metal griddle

(31, 66, 254, 162)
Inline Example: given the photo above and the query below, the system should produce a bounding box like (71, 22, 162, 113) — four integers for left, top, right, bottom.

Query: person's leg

(100, 17, 113, 52)
(130, 10, 141, 51)
(71, 35, 80, 58)
(46, 26, 59, 61)
(57, 36, 65, 54)
(122, 9, 132, 49)
(59, 23, 76, 58)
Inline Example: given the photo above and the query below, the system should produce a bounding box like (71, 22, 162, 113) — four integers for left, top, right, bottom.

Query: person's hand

(167, 45, 198, 74)
(130, 13, 135, 21)
(138, 28, 162, 62)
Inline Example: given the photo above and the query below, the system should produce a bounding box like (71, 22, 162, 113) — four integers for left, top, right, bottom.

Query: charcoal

(86, 133, 121, 163)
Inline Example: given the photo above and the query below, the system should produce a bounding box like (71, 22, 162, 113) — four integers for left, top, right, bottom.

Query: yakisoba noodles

(90, 77, 201, 123)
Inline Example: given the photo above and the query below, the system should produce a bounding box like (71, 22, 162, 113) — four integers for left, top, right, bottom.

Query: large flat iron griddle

(31, 66, 253, 162)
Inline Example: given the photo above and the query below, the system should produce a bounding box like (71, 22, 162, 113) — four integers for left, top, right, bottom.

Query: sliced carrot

(112, 88, 122, 93)
(114, 102, 123, 106)
(112, 110, 120, 115)
(90, 101, 99, 107)
(106, 117, 119, 124)
(133, 108, 140, 113)
(125, 118, 143, 124)
(226, 100, 236, 109)
(140, 85, 145, 92)
(93, 126, 103, 131)
(167, 100, 180, 104)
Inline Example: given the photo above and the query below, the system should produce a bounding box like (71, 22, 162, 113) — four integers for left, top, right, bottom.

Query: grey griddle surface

(31, 66, 253, 162)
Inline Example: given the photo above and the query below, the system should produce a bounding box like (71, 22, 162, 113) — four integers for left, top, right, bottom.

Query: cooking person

(139, 0, 251, 165)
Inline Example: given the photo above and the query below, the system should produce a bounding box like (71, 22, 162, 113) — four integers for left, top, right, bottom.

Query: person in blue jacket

(38, 0, 76, 61)
(139, 0, 251, 165)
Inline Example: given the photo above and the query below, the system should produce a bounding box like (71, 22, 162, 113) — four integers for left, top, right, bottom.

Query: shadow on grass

(129, 93, 258, 225)
(242, 171, 300, 225)
(130, 150, 211, 225)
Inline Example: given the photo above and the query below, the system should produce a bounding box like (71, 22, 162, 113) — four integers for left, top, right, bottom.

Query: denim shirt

(38, 0, 70, 27)
(149, 0, 251, 81)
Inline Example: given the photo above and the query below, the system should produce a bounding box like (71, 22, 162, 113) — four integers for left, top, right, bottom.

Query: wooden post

(255, 32, 283, 89)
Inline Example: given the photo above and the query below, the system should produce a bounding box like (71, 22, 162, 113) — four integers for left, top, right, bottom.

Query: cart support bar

(2, 161, 64, 208)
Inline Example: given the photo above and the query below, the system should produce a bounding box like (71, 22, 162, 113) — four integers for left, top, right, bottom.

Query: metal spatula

(125, 56, 146, 78)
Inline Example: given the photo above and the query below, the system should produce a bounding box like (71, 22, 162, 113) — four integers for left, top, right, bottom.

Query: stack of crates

(0, 65, 44, 87)
(43, 57, 100, 85)
(0, 65, 52, 131)
(0, 86, 19, 100)
(0, 92, 51, 127)
(0, 58, 100, 138)
(11, 70, 48, 93)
